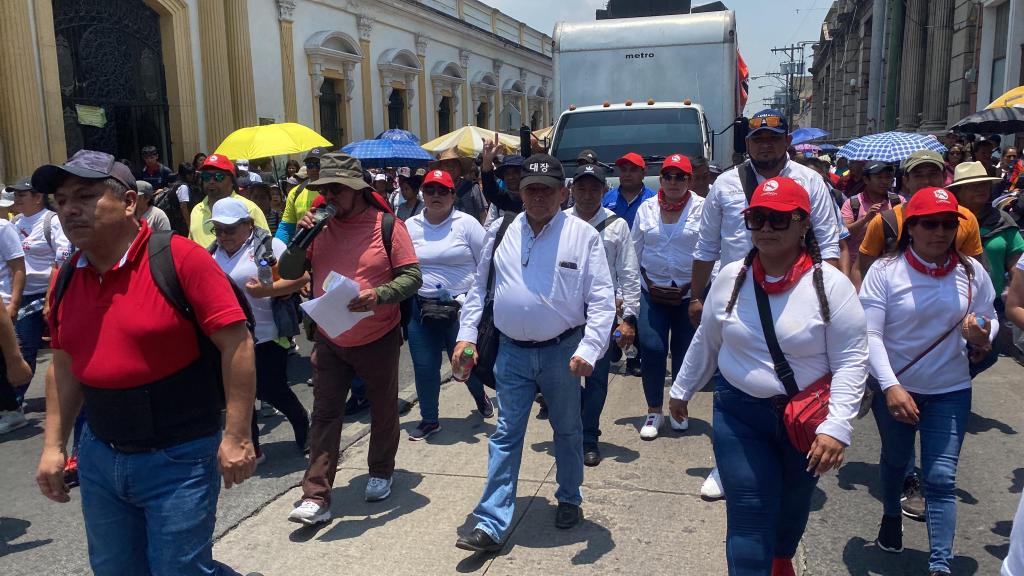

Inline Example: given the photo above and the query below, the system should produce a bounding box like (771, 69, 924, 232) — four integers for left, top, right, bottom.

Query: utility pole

(769, 44, 803, 128)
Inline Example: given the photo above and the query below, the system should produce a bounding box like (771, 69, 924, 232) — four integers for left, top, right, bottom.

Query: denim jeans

(407, 297, 485, 423)
(77, 425, 238, 576)
(581, 345, 614, 446)
(713, 378, 819, 575)
(638, 292, 694, 408)
(13, 292, 46, 403)
(871, 385, 971, 573)
(473, 329, 584, 541)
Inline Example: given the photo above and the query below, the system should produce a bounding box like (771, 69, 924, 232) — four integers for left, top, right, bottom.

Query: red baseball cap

(904, 187, 967, 220)
(423, 169, 454, 189)
(615, 152, 646, 170)
(742, 177, 811, 214)
(660, 153, 692, 175)
(200, 153, 237, 177)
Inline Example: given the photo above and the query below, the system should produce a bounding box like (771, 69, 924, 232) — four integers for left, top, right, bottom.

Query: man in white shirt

(566, 164, 641, 466)
(453, 155, 616, 552)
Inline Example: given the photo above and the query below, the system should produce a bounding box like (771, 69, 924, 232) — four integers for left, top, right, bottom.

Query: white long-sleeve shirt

(457, 211, 616, 366)
(566, 206, 641, 320)
(631, 194, 704, 293)
(671, 260, 868, 446)
(859, 252, 997, 395)
(406, 209, 486, 297)
(693, 160, 843, 266)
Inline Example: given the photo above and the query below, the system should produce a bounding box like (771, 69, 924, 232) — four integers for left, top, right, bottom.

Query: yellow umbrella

(421, 126, 520, 157)
(214, 123, 332, 159)
(986, 85, 1024, 109)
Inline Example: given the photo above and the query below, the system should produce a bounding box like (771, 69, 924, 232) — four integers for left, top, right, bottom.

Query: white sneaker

(701, 466, 725, 500)
(0, 410, 28, 435)
(365, 476, 393, 502)
(288, 500, 331, 525)
(639, 413, 663, 440)
(669, 414, 689, 431)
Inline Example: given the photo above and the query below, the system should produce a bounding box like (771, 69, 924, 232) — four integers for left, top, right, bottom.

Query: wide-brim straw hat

(428, 148, 474, 174)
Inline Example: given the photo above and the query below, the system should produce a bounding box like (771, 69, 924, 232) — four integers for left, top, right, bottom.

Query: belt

(505, 326, 582, 348)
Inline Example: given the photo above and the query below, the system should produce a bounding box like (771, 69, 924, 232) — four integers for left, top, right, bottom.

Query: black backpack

(153, 185, 189, 236)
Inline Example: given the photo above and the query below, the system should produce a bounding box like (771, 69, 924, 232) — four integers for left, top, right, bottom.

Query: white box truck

(550, 11, 742, 176)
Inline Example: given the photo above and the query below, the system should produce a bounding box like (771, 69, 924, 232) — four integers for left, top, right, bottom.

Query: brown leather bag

(640, 267, 689, 306)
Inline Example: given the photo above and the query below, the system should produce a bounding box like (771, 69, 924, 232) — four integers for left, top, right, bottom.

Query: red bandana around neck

(752, 251, 814, 294)
(904, 248, 959, 278)
(658, 189, 690, 213)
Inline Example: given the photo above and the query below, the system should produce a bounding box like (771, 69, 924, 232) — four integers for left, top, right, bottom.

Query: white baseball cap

(205, 197, 251, 225)
(373, 173, 387, 182)
(0, 190, 13, 208)
(235, 158, 250, 171)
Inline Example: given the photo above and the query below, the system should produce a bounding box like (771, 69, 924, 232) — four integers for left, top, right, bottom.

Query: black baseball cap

(577, 149, 598, 165)
(4, 177, 34, 192)
(495, 155, 524, 178)
(32, 149, 136, 194)
(520, 154, 564, 189)
(573, 164, 607, 185)
(864, 161, 894, 176)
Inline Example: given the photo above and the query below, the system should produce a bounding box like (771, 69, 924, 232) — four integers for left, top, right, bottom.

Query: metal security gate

(53, 0, 172, 169)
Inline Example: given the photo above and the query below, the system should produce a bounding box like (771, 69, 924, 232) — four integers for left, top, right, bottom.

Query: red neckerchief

(658, 189, 690, 213)
(752, 251, 813, 294)
(904, 248, 958, 278)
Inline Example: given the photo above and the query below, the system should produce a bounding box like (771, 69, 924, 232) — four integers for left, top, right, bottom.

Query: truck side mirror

(733, 117, 748, 155)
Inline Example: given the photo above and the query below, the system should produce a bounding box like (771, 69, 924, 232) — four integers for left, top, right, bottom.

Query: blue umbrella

(819, 143, 839, 152)
(790, 127, 829, 145)
(376, 129, 420, 144)
(341, 139, 434, 169)
(837, 131, 946, 163)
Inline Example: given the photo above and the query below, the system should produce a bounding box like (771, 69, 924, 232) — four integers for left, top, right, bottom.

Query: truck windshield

(551, 108, 704, 169)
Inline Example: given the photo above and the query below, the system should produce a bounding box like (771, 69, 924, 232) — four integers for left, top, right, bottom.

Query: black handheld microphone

(290, 204, 337, 250)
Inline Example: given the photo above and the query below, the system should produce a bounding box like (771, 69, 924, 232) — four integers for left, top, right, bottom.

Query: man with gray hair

(134, 180, 171, 232)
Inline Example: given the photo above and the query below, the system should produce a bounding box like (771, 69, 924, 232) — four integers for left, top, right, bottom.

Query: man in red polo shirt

(31, 150, 256, 576)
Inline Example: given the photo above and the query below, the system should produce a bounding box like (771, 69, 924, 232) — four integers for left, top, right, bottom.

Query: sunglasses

(199, 171, 229, 183)
(422, 186, 451, 197)
(749, 116, 784, 129)
(661, 173, 689, 183)
(304, 161, 320, 168)
(915, 218, 959, 231)
(744, 210, 804, 231)
(213, 223, 243, 236)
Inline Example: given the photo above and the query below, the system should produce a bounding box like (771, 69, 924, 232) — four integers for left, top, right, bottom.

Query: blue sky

(488, 0, 828, 116)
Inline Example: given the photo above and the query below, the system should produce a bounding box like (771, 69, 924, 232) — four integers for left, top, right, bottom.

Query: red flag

(737, 51, 750, 111)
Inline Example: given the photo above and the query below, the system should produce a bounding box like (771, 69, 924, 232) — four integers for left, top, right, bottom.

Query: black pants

(251, 341, 309, 452)
(0, 362, 16, 411)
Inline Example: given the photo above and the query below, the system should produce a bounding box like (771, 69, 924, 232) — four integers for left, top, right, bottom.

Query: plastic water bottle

(437, 283, 452, 302)
(17, 298, 44, 321)
(453, 348, 474, 382)
(257, 258, 274, 287)
(614, 330, 639, 359)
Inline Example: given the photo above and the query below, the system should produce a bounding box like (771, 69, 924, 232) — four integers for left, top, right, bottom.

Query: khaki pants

(300, 325, 401, 506)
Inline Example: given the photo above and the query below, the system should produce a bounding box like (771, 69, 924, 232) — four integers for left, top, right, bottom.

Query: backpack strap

(381, 211, 395, 265)
(880, 209, 900, 254)
(740, 161, 759, 204)
(50, 252, 81, 331)
(148, 231, 193, 321)
(594, 214, 620, 233)
(887, 192, 902, 206)
(43, 212, 55, 250)
(849, 197, 861, 220)
(486, 213, 515, 298)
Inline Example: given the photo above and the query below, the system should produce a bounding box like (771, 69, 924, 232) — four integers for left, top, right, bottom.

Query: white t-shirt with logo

(15, 210, 71, 295)
(212, 233, 287, 344)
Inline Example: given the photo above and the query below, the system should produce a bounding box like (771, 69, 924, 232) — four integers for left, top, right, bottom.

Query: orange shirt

(858, 204, 983, 258)
(309, 208, 418, 347)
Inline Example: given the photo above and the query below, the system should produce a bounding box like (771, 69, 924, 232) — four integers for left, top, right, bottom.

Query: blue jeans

(407, 298, 485, 423)
(872, 385, 971, 573)
(713, 378, 819, 575)
(638, 292, 694, 408)
(581, 344, 613, 446)
(473, 330, 584, 541)
(77, 426, 238, 576)
(13, 292, 46, 403)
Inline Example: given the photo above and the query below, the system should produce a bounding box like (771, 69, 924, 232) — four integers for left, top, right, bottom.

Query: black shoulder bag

(472, 213, 515, 389)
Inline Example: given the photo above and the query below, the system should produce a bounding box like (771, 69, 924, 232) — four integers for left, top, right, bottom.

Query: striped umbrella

(837, 131, 946, 163)
(951, 106, 1024, 134)
(421, 126, 521, 157)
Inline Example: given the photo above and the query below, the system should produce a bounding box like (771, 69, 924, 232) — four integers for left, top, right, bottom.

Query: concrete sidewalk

(213, 368, 729, 575)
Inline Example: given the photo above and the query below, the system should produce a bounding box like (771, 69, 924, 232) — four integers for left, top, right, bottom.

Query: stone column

(358, 16, 374, 139)
(278, 0, 298, 122)
(199, 0, 234, 148)
(416, 35, 428, 139)
(224, 0, 257, 129)
(897, 0, 927, 131)
(33, 0, 66, 163)
(459, 50, 471, 127)
(920, 0, 955, 132)
(0, 1, 49, 181)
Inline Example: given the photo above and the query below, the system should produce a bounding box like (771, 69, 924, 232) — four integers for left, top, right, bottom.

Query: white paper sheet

(300, 272, 373, 339)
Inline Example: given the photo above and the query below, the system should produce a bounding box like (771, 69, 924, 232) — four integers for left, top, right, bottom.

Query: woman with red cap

(669, 177, 868, 576)
(860, 187, 996, 576)
(630, 154, 705, 440)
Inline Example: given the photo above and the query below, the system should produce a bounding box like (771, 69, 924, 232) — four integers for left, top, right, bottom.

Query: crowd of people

(1, 105, 1023, 576)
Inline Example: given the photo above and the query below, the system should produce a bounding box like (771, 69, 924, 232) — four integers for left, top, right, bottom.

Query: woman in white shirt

(208, 198, 311, 461)
(630, 154, 705, 440)
(859, 187, 996, 575)
(404, 170, 491, 441)
(669, 177, 868, 576)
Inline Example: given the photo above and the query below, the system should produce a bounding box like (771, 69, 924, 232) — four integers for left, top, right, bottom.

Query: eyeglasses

(661, 173, 689, 183)
(199, 171, 228, 183)
(213, 223, 243, 236)
(422, 186, 451, 197)
(744, 210, 804, 231)
(521, 235, 535, 267)
(749, 116, 784, 129)
(915, 218, 959, 231)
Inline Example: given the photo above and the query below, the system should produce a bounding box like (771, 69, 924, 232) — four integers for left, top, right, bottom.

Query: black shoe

(626, 357, 642, 377)
(901, 473, 926, 522)
(555, 502, 582, 529)
(875, 514, 903, 553)
(345, 395, 371, 416)
(475, 393, 495, 418)
(583, 444, 602, 467)
(536, 395, 548, 419)
(455, 528, 503, 552)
